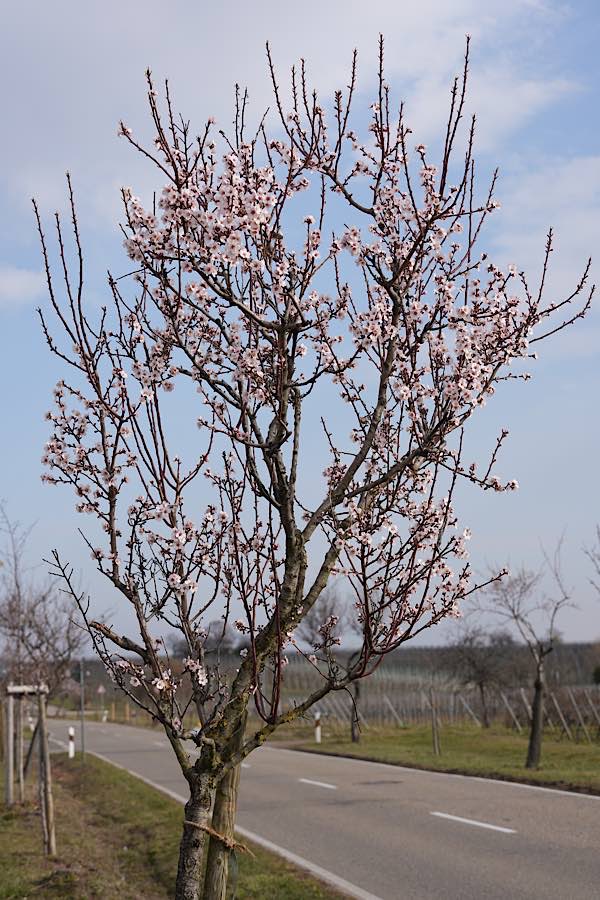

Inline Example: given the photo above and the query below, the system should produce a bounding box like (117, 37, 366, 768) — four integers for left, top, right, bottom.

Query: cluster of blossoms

(312, 615, 341, 652)
(124, 143, 279, 276)
(114, 657, 145, 688)
(183, 657, 209, 686)
(153, 668, 175, 692)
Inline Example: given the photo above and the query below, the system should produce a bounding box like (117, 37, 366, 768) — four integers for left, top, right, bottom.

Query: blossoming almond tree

(35, 39, 592, 900)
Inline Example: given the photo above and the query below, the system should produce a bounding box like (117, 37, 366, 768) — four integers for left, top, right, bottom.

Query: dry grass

(0, 753, 347, 899)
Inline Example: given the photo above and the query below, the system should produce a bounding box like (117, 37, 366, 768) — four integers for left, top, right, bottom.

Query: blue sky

(0, 0, 599, 644)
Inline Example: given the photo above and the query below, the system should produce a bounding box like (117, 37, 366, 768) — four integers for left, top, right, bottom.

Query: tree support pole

(5, 696, 14, 806)
(38, 693, 56, 855)
(24, 721, 39, 779)
(15, 697, 24, 804)
(204, 713, 247, 900)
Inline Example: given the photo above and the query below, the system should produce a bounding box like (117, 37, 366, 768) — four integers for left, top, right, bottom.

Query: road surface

(48, 719, 600, 899)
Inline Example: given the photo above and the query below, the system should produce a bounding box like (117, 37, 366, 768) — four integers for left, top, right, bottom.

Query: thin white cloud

(0, 0, 579, 233)
(489, 154, 600, 360)
(498, 154, 600, 256)
(0, 265, 45, 309)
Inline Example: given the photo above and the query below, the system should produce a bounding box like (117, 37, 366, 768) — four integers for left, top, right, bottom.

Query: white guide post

(68, 726, 75, 759)
(314, 710, 322, 744)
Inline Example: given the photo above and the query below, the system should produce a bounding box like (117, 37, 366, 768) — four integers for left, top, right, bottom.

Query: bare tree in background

(296, 585, 348, 648)
(447, 623, 515, 727)
(35, 37, 591, 899)
(484, 546, 571, 768)
(296, 585, 365, 741)
(584, 526, 600, 599)
(0, 508, 84, 692)
(170, 621, 246, 661)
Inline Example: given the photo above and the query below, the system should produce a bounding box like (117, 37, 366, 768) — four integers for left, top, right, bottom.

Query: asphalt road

(48, 719, 600, 900)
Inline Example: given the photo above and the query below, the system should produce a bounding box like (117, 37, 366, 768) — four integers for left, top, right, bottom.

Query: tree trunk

(478, 683, 490, 729)
(526, 662, 545, 769)
(350, 682, 360, 743)
(175, 774, 214, 900)
(203, 715, 246, 900)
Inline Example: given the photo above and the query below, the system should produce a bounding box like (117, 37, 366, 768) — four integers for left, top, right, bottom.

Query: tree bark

(525, 661, 545, 769)
(175, 774, 214, 900)
(203, 714, 246, 900)
(478, 683, 490, 729)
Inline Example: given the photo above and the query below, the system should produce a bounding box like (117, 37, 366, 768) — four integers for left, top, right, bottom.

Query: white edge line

(49, 736, 381, 900)
(431, 811, 516, 834)
(262, 745, 600, 801)
(299, 777, 337, 790)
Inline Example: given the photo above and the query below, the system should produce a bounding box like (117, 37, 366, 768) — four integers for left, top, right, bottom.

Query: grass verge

(0, 753, 346, 899)
(277, 723, 600, 794)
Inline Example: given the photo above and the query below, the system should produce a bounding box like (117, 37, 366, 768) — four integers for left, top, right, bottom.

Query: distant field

(0, 754, 346, 899)
(275, 723, 600, 793)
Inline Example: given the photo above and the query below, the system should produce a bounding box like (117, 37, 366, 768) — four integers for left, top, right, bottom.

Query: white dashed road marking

(431, 811, 516, 834)
(299, 777, 337, 790)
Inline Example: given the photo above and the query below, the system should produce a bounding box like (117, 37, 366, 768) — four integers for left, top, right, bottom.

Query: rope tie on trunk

(183, 820, 255, 857)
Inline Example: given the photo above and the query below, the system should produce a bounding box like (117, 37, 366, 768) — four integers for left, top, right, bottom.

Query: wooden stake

(38, 694, 56, 856)
(38, 717, 48, 851)
(24, 721, 39, 779)
(5, 696, 14, 806)
(15, 697, 24, 804)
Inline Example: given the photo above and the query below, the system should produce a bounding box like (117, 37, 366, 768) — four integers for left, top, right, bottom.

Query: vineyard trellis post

(458, 694, 481, 727)
(383, 694, 404, 727)
(583, 688, 600, 727)
(566, 687, 592, 744)
(550, 692, 573, 741)
(499, 691, 522, 733)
